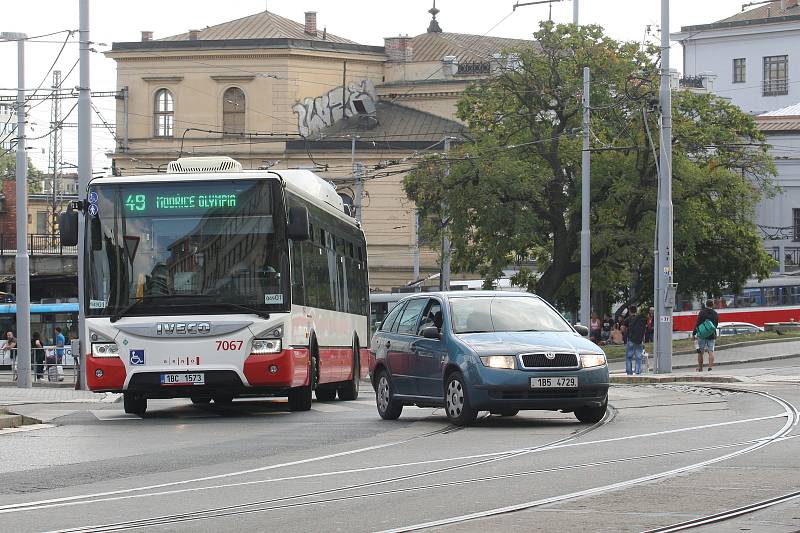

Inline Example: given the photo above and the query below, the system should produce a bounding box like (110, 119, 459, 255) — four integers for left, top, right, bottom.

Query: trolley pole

(77, 0, 92, 389)
(440, 137, 451, 292)
(579, 67, 590, 329)
(655, 0, 674, 374)
(3, 32, 32, 388)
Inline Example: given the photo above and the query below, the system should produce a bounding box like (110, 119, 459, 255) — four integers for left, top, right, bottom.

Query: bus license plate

(160, 373, 205, 386)
(531, 376, 578, 388)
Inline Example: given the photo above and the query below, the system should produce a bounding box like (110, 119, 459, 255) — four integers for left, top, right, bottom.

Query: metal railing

(784, 246, 800, 273)
(0, 234, 77, 256)
(763, 78, 789, 97)
(0, 347, 79, 385)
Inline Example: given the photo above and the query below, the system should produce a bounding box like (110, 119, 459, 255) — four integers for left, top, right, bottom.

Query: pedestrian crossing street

(89, 396, 379, 421)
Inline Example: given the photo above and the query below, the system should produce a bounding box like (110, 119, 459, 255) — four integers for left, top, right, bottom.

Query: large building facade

(107, 8, 528, 291)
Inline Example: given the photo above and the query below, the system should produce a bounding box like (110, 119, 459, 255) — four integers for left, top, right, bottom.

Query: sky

(0, 0, 740, 174)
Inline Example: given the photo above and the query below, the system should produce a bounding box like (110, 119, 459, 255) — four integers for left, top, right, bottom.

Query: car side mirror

(421, 326, 441, 339)
(573, 324, 589, 337)
(287, 206, 310, 241)
(59, 210, 79, 247)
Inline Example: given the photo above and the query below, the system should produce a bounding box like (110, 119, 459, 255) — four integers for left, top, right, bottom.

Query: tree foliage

(404, 22, 775, 311)
(1, 150, 44, 193)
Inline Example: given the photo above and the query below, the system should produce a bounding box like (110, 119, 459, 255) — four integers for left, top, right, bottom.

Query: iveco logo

(156, 322, 211, 335)
(545, 352, 557, 360)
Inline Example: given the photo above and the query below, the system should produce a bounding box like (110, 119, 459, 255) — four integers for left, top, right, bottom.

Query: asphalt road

(2, 360, 800, 532)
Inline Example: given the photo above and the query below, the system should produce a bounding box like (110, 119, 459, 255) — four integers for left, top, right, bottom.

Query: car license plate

(531, 376, 578, 388)
(160, 373, 205, 386)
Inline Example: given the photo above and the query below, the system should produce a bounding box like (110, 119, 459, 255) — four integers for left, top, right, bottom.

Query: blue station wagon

(369, 291, 609, 426)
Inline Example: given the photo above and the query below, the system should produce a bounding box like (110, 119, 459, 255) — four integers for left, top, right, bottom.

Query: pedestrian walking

(623, 305, 647, 375)
(693, 299, 719, 371)
(32, 332, 45, 381)
(1, 330, 17, 380)
(589, 312, 602, 344)
(50, 326, 66, 382)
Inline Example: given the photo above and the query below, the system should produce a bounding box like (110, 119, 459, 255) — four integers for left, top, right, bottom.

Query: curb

(610, 375, 741, 384)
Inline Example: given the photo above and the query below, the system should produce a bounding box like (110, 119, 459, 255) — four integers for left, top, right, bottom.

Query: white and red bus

(673, 275, 800, 332)
(60, 156, 369, 415)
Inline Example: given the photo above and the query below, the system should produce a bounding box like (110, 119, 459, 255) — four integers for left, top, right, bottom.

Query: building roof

(159, 10, 355, 44)
(406, 32, 530, 63)
(289, 101, 464, 150)
(756, 103, 800, 132)
(680, 0, 800, 33)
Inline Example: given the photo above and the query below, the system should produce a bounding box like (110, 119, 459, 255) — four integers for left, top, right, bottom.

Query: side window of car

(417, 299, 443, 336)
(395, 299, 428, 336)
(380, 303, 406, 332)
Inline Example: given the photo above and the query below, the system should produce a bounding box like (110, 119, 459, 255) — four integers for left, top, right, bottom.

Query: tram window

(789, 287, 800, 305)
(735, 288, 763, 307)
(764, 287, 784, 306)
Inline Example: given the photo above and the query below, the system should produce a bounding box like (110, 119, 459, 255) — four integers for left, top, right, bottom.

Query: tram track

(34, 409, 617, 532)
(644, 489, 800, 532)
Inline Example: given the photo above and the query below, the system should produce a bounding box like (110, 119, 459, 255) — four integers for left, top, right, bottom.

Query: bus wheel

(123, 393, 147, 416)
(338, 340, 360, 401)
(288, 351, 316, 412)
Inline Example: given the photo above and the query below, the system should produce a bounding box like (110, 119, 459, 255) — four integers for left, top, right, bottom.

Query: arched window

(154, 89, 174, 137)
(223, 87, 246, 135)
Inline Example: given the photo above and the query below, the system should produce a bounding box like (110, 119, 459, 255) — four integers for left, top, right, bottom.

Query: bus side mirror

(59, 210, 79, 247)
(288, 206, 310, 241)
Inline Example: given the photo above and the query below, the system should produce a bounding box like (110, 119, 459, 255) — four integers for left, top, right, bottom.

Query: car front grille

(520, 352, 578, 369)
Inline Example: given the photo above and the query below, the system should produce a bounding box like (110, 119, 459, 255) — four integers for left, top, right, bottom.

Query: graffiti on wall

(293, 79, 378, 138)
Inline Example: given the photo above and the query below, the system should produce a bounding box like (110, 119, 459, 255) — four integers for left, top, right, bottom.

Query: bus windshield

(86, 179, 289, 317)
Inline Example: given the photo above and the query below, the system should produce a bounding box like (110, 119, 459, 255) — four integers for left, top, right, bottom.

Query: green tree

(0, 150, 44, 193)
(404, 22, 775, 310)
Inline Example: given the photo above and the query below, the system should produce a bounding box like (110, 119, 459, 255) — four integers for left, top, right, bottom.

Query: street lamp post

(1, 31, 31, 388)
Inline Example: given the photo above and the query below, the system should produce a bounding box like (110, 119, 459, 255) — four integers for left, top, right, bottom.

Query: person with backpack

(623, 305, 648, 375)
(693, 299, 720, 372)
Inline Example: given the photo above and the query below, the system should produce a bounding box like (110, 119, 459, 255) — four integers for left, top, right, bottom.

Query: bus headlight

(580, 353, 607, 368)
(92, 343, 119, 358)
(251, 339, 281, 355)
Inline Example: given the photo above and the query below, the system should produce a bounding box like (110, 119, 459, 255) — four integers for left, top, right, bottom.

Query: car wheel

(123, 393, 147, 416)
(375, 369, 403, 420)
(574, 398, 608, 424)
(338, 340, 360, 401)
(315, 387, 337, 401)
(445, 371, 478, 426)
(190, 396, 211, 405)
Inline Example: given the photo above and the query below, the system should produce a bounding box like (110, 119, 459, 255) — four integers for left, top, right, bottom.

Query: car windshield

(85, 179, 289, 317)
(450, 296, 573, 334)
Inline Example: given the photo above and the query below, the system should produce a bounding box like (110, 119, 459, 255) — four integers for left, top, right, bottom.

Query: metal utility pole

(412, 209, 420, 288)
(48, 70, 63, 237)
(574, 0, 579, 24)
(3, 32, 32, 388)
(579, 67, 590, 328)
(655, 0, 674, 374)
(350, 135, 362, 223)
(77, 0, 92, 389)
(440, 138, 452, 291)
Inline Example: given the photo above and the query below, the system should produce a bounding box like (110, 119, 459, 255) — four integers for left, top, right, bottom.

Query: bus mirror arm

(288, 206, 311, 241)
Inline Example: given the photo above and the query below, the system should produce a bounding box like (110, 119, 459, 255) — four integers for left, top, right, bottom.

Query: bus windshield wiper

(110, 295, 272, 322)
(212, 302, 271, 320)
(110, 297, 146, 323)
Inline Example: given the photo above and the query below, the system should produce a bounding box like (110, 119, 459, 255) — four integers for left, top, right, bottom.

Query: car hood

(457, 331, 602, 354)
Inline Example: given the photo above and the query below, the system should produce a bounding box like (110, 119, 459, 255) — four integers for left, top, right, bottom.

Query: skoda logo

(545, 352, 557, 360)
(156, 322, 211, 335)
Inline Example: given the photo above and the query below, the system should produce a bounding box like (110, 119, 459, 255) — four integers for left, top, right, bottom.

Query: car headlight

(91, 343, 119, 358)
(580, 353, 607, 368)
(479, 355, 517, 369)
(251, 339, 282, 355)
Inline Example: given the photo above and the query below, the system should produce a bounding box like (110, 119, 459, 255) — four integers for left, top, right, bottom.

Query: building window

(793, 208, 800, 241)
(763, 55, 788, 97)
(223, 87, 245, 135)
(733, 58, 746, 83)
(154, 89, 174, 137)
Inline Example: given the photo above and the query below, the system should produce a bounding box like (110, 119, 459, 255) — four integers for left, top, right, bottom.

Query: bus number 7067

(216, 340, 243, 351)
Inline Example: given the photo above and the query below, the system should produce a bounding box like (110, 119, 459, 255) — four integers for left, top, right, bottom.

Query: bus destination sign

(124, 192, 238, 213)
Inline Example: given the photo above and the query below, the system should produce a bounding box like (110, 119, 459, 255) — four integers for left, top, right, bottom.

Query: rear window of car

(450, 296, 572, 334)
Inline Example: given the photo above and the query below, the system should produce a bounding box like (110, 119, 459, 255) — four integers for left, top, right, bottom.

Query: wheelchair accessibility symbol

(130, 350, 145, 365)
